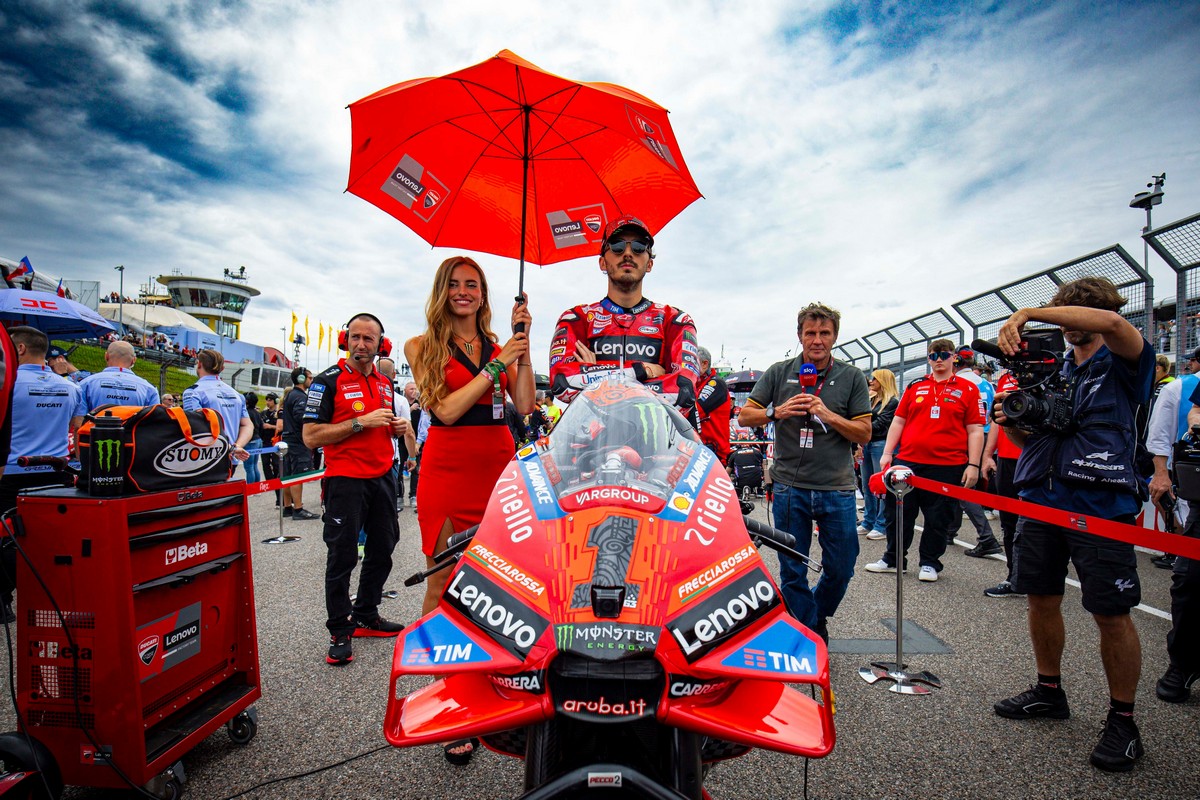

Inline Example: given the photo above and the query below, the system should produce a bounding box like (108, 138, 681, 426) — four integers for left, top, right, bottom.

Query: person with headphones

(281, 365, 318, 520)
(303, 313, 415, 667)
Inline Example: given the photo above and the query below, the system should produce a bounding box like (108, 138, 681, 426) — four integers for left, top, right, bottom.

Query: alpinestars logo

(1086, 451, 1115, 461)
(95, 438, 122, 472)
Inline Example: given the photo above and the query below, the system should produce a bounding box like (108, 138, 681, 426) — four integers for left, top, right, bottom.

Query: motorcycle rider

(549, 216, 699, 412)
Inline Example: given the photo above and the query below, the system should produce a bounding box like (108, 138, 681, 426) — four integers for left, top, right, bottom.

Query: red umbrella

(346, 50, 702, 296)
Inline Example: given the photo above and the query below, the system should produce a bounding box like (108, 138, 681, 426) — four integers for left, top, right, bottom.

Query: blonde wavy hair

(415, 256, 498, 409)
(871, 368, 898, 407)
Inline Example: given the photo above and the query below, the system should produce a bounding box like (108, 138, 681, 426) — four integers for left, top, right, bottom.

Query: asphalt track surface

(3, 488, 1197, 799)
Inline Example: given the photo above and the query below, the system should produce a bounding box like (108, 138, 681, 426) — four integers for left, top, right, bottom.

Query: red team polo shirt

(895, 374, 985, 465)
(304, 359, 396, 479)
(993, 372, 1023, 460)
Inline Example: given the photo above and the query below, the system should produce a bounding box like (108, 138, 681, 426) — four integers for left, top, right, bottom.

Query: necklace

(454, 332, 480, 355)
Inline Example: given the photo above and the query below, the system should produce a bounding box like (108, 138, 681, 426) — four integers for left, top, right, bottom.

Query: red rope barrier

(895, 474, 1200, 561)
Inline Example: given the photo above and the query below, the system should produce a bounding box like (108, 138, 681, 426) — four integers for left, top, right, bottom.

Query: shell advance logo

(153, 434, 231, 477)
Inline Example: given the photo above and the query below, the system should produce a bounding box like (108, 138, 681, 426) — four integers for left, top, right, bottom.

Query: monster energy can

(88, 414, 125, 496)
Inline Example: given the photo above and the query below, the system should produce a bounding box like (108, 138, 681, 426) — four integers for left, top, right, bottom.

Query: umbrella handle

(513, 294, 526, 334)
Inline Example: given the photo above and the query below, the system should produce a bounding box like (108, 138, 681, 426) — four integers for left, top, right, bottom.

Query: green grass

(54, 341, 197, 396)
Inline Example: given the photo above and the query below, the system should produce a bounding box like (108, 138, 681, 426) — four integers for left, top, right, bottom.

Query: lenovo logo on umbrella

(381, 154, 449, 222)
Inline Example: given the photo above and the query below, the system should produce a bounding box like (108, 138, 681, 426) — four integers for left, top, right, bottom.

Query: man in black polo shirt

(303, 314, 414, 666)
(281, 367, 318, 520)
(740, 302, 871, 643)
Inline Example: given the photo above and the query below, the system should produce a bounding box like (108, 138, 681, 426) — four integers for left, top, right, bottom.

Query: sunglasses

(606, 239, 649, 256)
(927, 351, 955, 361)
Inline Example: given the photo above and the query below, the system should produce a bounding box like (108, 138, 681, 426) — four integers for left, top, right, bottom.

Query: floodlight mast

(1131, 173, 1166, 355)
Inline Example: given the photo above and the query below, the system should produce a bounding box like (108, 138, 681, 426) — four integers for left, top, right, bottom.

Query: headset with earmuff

(338, 313, 392, 360)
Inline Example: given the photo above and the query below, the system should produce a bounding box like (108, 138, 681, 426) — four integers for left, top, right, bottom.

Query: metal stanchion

(262, 441, 301, 545)
(859, 465, 942, 695)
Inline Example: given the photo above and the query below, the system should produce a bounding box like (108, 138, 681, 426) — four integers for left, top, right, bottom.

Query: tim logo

(165, 541, 209, 566)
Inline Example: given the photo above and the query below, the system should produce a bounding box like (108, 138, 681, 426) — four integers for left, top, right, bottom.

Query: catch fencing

(830, 218, 1200, 386)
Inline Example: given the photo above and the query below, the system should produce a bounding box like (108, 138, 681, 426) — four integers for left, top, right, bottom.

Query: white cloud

(2, 0, 1198, 376)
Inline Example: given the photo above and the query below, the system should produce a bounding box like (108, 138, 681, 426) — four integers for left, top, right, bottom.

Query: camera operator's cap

(47, 346, 66, 360)
(601, 215, 654, 252)
(1189, 347, 1200, 364)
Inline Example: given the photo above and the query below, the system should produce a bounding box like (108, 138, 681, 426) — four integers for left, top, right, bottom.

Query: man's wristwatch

(765, 404, 777, 422)
(351, 418, 364, 434)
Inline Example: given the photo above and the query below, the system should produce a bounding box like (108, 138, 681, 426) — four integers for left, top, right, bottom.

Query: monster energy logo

(96, 438, 122, 472)
(555, 624, 574, 651)
(633, 402, 665, 453)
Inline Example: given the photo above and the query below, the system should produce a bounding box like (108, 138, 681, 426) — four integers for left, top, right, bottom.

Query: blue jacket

(1016, 341, 1154, 513)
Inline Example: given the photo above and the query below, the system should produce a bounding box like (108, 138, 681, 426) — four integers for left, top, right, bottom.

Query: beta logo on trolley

(153, 434, 231, 478)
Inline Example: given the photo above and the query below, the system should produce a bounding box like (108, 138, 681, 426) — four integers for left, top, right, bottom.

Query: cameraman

(990, 277, 1154, 773)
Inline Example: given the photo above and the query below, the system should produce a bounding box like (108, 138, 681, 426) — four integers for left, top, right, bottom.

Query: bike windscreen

(541, 376, 699, 504)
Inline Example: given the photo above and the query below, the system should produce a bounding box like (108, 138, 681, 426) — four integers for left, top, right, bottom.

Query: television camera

(973, 328, 1073, 434)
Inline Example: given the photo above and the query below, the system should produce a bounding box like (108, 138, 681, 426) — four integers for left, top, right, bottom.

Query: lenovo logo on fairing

(445, 565, 548, 658)
(668, 570, 779, 661)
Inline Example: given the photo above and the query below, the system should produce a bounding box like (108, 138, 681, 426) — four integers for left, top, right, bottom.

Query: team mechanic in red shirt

(549, 216, 700, 411)
(866, 337, 985, 582)
(695, 346, 732, 466)
(303, 313, 416, 666)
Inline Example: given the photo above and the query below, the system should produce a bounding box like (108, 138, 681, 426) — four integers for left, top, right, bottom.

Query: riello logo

(95, 438, 122, 472)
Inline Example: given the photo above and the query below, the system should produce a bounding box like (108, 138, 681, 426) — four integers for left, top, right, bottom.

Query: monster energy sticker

(555, 622, 658, 656)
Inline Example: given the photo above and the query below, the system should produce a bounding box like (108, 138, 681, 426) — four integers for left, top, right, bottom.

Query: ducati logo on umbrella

(626, 105, 678, 170)
(585, 214, 602, 233)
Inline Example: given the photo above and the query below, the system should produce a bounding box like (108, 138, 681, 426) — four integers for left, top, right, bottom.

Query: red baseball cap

(601, 215, 654, 253)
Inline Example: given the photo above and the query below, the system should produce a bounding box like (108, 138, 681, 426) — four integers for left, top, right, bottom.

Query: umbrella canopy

(347, 49, 702, 291)
(0, 289, 115, 339)
(725, 369, 764, 392)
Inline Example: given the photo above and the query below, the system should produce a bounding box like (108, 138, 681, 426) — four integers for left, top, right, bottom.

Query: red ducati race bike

(388, 376, 835, 799)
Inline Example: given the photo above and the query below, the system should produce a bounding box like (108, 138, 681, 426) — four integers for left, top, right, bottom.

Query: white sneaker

(918, 566, 939, 582)
(857, 524, 872, 536)
(865, 559, 896, 574)
(409, 496, 416, 508)
(866, 530, 887, 540)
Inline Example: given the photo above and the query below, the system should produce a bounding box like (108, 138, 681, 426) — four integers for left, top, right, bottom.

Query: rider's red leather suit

(549, 297, 699, 409)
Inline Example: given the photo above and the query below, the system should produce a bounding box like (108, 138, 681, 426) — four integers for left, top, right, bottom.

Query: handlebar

(743, 516, 796, 549)
(743, 515, 821, 573)
(16, 455, 71, 470)
(404, 525, 480, 587)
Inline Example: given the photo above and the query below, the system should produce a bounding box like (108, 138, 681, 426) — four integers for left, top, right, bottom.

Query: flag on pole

(328, 325, 333, 354)
(10, 256, 34, 280)
(289, 312, 297, 341)
(317, 323, 325, 351)
(304, 316, 310, 345)
(55, 278, 66, 298)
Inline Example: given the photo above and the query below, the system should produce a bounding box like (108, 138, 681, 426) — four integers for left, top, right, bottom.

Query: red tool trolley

(0, 479, 261, 799)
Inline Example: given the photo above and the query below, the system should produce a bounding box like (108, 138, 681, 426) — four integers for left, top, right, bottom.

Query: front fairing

(386, 376, 834, 758)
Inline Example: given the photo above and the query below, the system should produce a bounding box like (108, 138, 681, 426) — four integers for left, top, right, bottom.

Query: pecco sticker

(152, 435, 231, 477)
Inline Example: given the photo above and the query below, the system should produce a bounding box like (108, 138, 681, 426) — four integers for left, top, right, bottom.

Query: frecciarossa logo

(444, 563, 549, 659)
(667, 568, 779, 662)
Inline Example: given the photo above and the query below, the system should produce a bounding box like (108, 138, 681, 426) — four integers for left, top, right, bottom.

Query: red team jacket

(549, 297, 700, 408)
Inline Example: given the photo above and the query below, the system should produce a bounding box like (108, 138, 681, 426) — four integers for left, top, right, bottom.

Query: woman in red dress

(406, 256, 535, 579)
(405, 256, 534, 764)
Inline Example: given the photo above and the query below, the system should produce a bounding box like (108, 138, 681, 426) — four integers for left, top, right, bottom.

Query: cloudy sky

(2, 0, 1198, 374)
